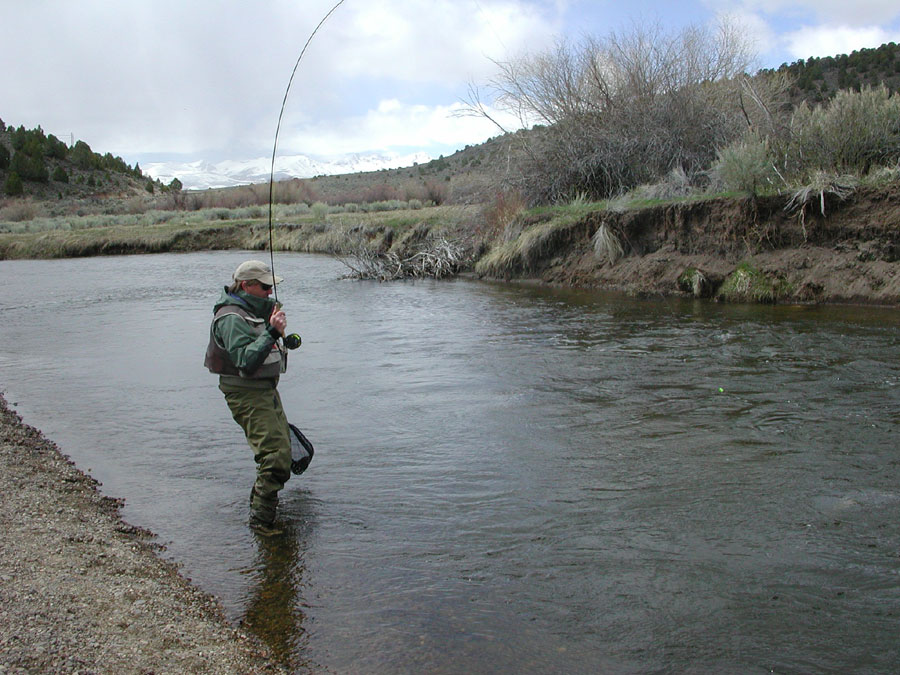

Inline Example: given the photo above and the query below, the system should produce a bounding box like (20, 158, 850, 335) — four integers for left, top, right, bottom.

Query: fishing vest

(204, 304, 287, 381)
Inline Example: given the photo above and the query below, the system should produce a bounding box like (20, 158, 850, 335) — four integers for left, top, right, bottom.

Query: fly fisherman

(205, 260, 292, 536)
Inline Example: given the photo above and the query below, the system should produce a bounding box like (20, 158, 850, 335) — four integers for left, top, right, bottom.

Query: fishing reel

(283, 333, 302, 350)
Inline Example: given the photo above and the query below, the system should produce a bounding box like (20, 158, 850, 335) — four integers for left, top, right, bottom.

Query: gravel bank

(0, 393, 287, 674)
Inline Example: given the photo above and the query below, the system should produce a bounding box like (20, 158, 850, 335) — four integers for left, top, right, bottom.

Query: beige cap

(233, 260, 283, 286)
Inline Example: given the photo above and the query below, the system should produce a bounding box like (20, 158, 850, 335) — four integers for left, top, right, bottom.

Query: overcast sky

(2, 0, 899, 168)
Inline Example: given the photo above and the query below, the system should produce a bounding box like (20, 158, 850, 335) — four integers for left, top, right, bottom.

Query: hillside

(0, 120, 172, 210)
(765, 41, 900, 104)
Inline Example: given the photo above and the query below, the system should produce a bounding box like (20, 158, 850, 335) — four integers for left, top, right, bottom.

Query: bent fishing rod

(266, 0, 346, 306)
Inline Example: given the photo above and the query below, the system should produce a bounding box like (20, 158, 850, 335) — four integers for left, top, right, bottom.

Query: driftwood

(337, 235, 468, 281)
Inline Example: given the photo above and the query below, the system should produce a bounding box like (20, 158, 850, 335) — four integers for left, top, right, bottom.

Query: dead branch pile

(338, 235, 469, 281)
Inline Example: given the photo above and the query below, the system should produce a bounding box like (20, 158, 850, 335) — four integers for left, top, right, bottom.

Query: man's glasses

(257, 282, 272, 291)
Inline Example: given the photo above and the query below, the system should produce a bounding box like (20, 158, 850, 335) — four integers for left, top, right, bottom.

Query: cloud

(329, 0, 559, 82)
(282, 98, 521, 156)
(706, 0, 900, 27)
(0, 0, 560, 162)
(783, 24, 900, 59)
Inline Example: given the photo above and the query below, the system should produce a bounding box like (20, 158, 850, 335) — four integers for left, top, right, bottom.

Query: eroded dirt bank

(524, 184, 900, 305)
(0, 393, 286, 674)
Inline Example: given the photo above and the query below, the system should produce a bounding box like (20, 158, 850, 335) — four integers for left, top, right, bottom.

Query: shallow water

(1, 252, 899, 673)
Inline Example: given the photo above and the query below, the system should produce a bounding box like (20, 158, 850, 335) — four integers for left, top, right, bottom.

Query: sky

(2, 0, 900, 171)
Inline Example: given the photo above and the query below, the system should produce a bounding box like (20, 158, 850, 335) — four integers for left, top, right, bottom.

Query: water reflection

(241, 516, 309, 672)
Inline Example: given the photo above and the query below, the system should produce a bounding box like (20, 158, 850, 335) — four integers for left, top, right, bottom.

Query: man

(205, 260, 291, 536)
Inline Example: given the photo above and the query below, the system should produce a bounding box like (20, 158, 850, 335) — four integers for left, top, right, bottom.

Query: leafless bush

(480, 190, 527, 242)
(469, 18, 775, 203)
(0, 199, 43, 222)
(423, 179, 449, 206)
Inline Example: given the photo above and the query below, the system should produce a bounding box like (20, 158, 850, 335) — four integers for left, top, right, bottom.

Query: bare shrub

(272, 178, 319, 205)
(480, 190, 527, 243)
(470, 18, 774, 203)
(0, 200, 43, 222)
(423, 179, 448, 205)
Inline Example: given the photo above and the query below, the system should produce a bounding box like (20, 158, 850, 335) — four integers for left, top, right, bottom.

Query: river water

(1, 251, 899, 673)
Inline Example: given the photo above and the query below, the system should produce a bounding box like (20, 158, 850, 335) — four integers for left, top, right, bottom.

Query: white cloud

(706, 0, 900, 27)
(283, 98, 521, 156)
(329, 0, 558, 82)
(783, 24, 900, 59)
(715, 9, 779, 64)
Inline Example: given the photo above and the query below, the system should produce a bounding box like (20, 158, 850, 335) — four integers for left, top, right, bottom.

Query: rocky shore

(0, 393, 286, 674)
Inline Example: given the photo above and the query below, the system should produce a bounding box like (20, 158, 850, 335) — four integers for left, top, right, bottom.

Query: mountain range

(142, 151, 433, 190)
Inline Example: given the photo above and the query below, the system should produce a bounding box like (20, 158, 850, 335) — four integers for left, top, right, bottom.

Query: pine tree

(4, 171, 24, 196)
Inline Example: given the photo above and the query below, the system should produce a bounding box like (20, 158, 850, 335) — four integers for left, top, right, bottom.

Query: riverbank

(477, 183, 900, 306)
(2, 183, 899, 305)
(0, 393, 286, 674)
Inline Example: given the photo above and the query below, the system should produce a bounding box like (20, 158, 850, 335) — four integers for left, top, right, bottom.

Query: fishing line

(266, 0, 346, 304)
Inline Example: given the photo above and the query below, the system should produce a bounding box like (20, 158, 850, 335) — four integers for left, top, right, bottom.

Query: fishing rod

(266, 0, 346, 306)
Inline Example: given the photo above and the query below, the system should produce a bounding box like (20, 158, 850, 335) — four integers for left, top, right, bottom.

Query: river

(1, 251, 899, 673)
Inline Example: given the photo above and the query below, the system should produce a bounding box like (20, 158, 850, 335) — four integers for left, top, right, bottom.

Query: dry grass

(475, 217, 575, 277)
(592, 222, 624, 264)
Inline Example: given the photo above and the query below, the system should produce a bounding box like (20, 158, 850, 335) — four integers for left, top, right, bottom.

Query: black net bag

(288, 423, 315, 475)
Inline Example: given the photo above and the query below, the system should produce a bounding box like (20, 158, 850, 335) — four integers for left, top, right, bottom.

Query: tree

(52, 166, 69, 183)
(70, 140, 97, 169)
(0, 142, 9, 170)
(10, 150, 49, 183)
(4, 171, 24, 196)
(45, 134, 68, 159)
(168, 177, 183, 192)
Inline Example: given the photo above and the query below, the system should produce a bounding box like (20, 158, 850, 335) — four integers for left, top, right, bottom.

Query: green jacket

(204, 288, 287, 390)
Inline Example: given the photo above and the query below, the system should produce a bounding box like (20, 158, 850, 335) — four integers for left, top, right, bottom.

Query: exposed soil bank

(514, 184, 900, 305)
(0, 393, 286, 674)
(2, 184, 898, 305)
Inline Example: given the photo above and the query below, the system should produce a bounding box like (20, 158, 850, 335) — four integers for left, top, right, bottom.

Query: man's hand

(269, 307, 287, 336)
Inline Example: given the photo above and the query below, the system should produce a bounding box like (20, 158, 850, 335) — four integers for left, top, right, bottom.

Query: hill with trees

(766, 41, 900, 104)
(0, 119, 181, 204)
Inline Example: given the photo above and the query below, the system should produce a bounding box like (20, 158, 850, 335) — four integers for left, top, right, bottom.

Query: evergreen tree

(4, 171, 24, 196)
(45, 134, 68, 159)
(70, 140, 97, 169)
(0, 143, 9, 170)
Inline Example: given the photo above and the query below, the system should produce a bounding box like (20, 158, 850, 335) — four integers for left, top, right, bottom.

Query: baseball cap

(233, 260, 283, 286)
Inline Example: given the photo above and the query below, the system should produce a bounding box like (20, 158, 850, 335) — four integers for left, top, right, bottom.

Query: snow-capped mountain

(143, 151, 432, 190)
